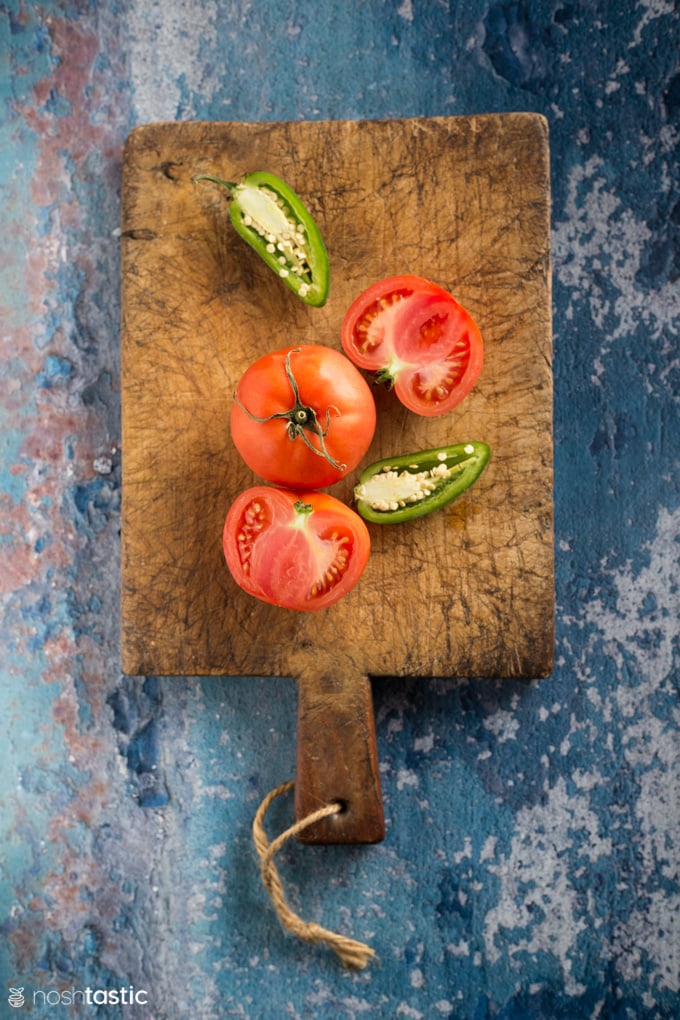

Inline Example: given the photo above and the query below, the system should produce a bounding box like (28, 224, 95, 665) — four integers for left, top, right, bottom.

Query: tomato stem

(374, 366, 396, 390)
(233, 348, 347, 473)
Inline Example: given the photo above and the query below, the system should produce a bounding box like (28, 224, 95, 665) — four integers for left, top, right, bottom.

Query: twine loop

(252, 780, 376, 969)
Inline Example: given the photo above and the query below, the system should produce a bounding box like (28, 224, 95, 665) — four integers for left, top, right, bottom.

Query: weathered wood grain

(293, 659, 384, 844)
(121, 115, 553, 842)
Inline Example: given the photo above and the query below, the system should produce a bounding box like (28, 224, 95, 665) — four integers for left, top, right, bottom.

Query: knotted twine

(252, 780, 377, 969)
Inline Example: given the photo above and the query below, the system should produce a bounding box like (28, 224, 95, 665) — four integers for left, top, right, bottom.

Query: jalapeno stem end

(192, 173, 238, 194)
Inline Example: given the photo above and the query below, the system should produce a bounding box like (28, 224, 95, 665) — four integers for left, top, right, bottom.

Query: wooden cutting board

(121, 115, 553, 843)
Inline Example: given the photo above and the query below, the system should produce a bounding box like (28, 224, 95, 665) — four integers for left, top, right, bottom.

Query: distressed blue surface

(1, 1, 679, 1017)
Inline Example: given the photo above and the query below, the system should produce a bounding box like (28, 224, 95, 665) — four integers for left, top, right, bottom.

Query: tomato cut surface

(341, 275, 484, 417)
(223, 486, 371, 612)
(230, 345, 376, 488)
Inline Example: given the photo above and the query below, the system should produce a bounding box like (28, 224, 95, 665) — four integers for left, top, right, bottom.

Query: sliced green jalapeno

(193, 170, 329, 307)
(354, 442, 491, 524)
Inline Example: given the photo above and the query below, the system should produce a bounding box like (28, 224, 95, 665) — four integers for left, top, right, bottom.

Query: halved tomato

(223, 486, 370, 612)
(341, 275, 484, 417)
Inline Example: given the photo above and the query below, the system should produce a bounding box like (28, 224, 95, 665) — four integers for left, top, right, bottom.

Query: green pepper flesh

(194, 171, 329, 306)
(354, 442, 491, 524)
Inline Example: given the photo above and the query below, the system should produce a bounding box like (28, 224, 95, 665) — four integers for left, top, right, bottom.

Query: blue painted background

(1, 1, 679, 1017)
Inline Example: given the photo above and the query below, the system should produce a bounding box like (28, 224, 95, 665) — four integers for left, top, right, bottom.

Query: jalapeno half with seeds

(193, 170, 329, 306)
(354, 442, 491, 524)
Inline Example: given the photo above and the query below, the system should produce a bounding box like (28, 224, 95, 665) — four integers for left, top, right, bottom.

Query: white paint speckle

(483, 776, 612, 994)
(631, 0, 676, 45)
(576, 507, 680, 992)
(410, 968, 425, 988)
(128, 0, 218, 121)
(397, 0, 414, 22)
(414, 732, 434, 753)
(480, 835, 497, 862)
(396, 768, 419, 790)
(396, 1003, 424, 1019)
(446, 939, 470, 958)
(453, 837, 472, 864)
(552, 159, 680, 384)
(483, 707, 520, 743)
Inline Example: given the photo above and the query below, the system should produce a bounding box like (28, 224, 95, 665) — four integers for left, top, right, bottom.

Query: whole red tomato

(223, 486, 370, 611)
(341, 275, 484, 417)
(230, 345, 376, 488)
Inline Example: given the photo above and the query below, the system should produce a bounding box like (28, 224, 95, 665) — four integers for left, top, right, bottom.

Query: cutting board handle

(294, 671, 385, 844)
